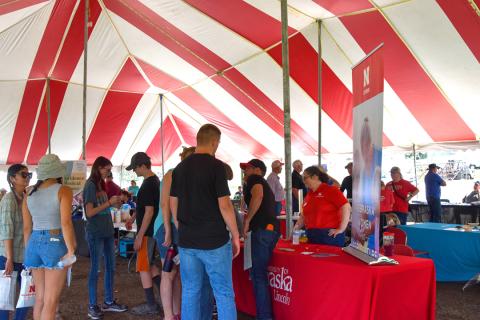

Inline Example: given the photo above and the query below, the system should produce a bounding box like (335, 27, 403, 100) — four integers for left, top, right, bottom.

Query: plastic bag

(16, 270, 35, 309)
(0, 270, 17, 311)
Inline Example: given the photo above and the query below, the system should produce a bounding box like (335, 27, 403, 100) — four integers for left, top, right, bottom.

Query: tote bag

(16, 270, 35, 308)
(0, 271, 18, 311)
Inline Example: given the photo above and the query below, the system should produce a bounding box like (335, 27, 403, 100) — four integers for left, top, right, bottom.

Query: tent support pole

(160, 94, 165, 178)
(413, 143, 418, 187)
(82, 0, 89, 161)
(281, 0, 293, 239)
(317, 19, 323, 165)
(47, 77, 51, 154)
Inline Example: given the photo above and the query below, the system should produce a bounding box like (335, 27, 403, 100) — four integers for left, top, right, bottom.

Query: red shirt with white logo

(386, 179, 417, 213)
(302, 183, 348, 229)
(380, 188, 395, 213)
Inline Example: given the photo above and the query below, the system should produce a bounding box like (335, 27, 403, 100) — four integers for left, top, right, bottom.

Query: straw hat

(37, 154, 66, 180)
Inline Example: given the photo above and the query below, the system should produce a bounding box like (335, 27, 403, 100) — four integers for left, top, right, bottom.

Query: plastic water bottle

(57, 255, 77, 268)
(162, 245, 177, 272)
(292, 230, 301, 245)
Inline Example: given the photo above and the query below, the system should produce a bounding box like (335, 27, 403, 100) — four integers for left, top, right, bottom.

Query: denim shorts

(24, 230, 67, 269)
(154, 223, 178, 259)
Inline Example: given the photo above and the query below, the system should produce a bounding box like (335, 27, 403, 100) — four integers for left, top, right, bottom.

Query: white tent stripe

(0, 0, 49, 32)
(0, 1, 53, 81)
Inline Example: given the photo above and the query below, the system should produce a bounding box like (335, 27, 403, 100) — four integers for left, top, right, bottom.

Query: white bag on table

(0, 270, 17, 311)
(16, 270, 35, 308)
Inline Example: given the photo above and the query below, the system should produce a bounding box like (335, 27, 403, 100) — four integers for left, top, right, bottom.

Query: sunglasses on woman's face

(18, 172, 33, 179)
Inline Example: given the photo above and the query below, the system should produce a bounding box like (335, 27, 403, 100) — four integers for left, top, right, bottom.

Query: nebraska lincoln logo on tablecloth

(268, 266, 293, 305)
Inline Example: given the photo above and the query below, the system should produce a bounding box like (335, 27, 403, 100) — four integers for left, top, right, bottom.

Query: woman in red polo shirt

(293, 166, 351, 247)
(386, 166, 419, 225)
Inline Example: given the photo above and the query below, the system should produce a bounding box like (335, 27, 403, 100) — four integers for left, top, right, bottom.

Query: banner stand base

(343, 246, 398, 265)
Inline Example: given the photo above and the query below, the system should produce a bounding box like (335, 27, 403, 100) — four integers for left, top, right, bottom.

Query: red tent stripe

(6, 0, 77, 163)
(174, 87, 275, 159)
(26, 80, 67, 164)
(184, 0, 296, 49)
(0, 0, 46, 15)
(146, 117, 181, 167)
(312, 0, 372, 16)
(341, 11, 475, 142)
(6, 80, 46, 164)
(106, 0, 320, 155)
(136, 59, 184, 92)
(436, 0, 480, 63)
(51, 0, 102, 80)
(85, 59, 149, 163)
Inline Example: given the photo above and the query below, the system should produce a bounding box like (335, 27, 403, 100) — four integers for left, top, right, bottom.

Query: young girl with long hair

(83, 156, 127, 319)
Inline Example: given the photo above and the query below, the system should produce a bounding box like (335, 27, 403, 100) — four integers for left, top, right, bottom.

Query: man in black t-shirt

(292, 159, 307, 213)
(240, 158, 280, 320)
(126, 152, 161, 315)
(341, 162, 353, 199)
(170, 124, 240, 319)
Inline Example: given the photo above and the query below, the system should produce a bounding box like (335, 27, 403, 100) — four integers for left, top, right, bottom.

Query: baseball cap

(428, 163, 440, 170)
(345, 162, 353, 169)
(126, 152, 151, 171)
(271, 160, 284, 168)
(474, 181, 480, 185)
(240, 159, 267, 174)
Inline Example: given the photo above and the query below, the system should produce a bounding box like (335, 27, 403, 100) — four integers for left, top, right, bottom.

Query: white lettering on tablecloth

(268, 266, 293, 306)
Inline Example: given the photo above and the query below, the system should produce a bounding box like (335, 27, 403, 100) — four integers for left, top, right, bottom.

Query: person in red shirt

(380, 180, 395, 214)
(386, 167, 419, 225)
(105, 172, 121, 199)
(293, 166, 351, 247)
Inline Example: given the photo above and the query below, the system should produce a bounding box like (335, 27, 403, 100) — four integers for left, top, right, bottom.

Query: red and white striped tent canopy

(1, 0, 479, 168)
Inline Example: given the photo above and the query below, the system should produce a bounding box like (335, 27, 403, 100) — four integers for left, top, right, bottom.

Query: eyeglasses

(18, 172, 32, 179)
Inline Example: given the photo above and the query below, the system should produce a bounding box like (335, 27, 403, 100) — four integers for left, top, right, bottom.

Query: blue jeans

(427, 197, 442, 223)
(86, 234, 115, 306)
(306, 228, 345, 247)
(179, 241, 236, 320)
(395, 212, 408, 225)
(274, 202, 282, 217)
(24, 230, 67, 269)
(251, 230, 279, 320)
(0, 256, 29, 320)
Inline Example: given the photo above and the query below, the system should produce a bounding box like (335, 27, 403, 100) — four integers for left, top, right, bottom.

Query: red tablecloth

(233, 240, 436, 320)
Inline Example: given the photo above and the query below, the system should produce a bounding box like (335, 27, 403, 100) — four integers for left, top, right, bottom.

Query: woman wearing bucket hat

(0, 164, 32, 320)
(83, 156, 127, 319)
(22, 154, 77, 320)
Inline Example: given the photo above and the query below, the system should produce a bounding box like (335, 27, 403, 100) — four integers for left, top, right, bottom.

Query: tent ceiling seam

(0, 0, 51, 35)
(47, 0, 80, 78)
(163, 98, 187, 147)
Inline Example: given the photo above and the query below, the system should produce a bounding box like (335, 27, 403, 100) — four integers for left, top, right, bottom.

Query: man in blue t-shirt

(424, 163, 446, 223)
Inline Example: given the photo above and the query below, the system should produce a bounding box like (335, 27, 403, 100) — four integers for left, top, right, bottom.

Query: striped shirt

(0, 192, 25, 263)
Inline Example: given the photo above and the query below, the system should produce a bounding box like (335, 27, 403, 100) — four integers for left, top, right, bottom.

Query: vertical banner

(349, 45, 384, 259)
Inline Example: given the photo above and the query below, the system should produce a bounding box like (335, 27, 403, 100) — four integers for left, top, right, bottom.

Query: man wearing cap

(266, 160, 285, 216)
(241, 159, 279, 320)
(126, 152, 161, 315)
(341, 162, 353, 199)
(464, 181, 480, 203)
(170, 124, 240, 319)
(425, 163, 446, 223)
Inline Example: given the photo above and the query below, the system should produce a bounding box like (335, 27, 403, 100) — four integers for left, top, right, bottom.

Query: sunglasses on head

(18, 172, 32, 179)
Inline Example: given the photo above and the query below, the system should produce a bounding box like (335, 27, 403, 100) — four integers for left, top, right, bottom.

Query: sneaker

(130, 303, 161, 315)
(88, 305, 104, 319)
(102, 300, 128, 312)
